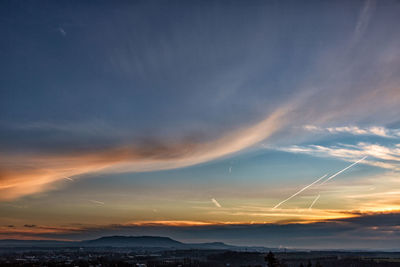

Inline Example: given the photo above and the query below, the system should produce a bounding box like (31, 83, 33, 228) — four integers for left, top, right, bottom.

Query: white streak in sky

(273, 174, 327, 209)
(303, 125, 399, 138)
(318, 156, 367, 186)
(64, 177, 73, 181)
(351, 0, 375, 46)
(211, 198, 222, 208)
(58, 27, 66, 36)
(308, 194, 320, 210)
(279, 143, 398, 171)
(89, 200, 104, 205)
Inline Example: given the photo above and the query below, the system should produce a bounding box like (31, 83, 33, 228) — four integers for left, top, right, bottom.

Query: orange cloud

(0, 105, 291, 200)
(2, 210, 399, 241)
(1, 80, 399, 201)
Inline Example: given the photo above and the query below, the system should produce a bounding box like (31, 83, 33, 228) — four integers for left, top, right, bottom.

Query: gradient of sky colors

(1, 0, 400, 249)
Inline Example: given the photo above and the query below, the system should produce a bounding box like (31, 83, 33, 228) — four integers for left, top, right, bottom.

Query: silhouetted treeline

(1, 248, 399, 266)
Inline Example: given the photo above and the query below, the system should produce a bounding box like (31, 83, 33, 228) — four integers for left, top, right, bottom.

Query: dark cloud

(23, 224, 36, 228)
(336, 212, 400, 227)
(7, 212, 400, 250)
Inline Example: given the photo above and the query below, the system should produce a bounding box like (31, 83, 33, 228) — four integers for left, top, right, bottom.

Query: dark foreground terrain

(0, 237, 398, 266)
(1, 247, 399, 267)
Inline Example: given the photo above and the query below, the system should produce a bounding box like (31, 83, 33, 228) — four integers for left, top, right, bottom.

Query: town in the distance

(1, 236, 399, 266)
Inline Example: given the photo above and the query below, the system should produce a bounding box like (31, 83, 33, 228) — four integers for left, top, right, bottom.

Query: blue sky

(1, 0, 400, 249)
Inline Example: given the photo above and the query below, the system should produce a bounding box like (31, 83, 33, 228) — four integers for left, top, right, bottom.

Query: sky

(0, 0, 400, 250)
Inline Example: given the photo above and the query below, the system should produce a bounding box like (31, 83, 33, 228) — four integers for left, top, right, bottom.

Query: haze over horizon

(1, 0, 400, 250)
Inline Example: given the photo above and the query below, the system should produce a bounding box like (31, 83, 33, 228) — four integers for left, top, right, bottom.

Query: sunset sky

(1, 0, 400, 249)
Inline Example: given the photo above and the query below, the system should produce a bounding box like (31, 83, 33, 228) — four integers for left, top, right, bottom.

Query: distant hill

(0, 235, 266, 251)
(82, 236, 185, 248)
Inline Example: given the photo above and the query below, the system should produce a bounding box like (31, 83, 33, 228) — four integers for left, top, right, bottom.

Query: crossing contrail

(318, 156, 367, 186)
(308, 194, 320, 210)
(273, 156, 367, 210)
(273, 174, 327, 209)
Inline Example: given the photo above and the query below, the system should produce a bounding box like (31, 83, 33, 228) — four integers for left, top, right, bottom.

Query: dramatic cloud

(0, 105, 291, 200)
(1, 212, 399, 250)
(2, 79, 400, 201)
(2, 86, 400, 200)
(1, 1, 400, 253)
(0, 0, 399, 228)
(280, 142, 400, 171)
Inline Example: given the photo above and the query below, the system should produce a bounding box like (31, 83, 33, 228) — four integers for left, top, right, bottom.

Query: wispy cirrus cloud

(0, 105, 291, 201)
(279, 142, 400, 171)
(350, 0, 376, 47)
(2, 87, 399, 201)
(303, 125, 400, 138)
(1, 0, 400, 203)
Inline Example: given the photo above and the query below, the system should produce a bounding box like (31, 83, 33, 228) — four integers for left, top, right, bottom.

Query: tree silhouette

(265, 251, 280, 267)
(307, 260, 312, 267)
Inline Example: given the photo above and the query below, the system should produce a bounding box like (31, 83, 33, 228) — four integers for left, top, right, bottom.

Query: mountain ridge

(0, 235, 266, 251)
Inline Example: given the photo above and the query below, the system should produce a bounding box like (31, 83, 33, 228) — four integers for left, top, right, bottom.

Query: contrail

(273, 174, 327, 209)
(211, 198, 222, 208)
(89, 200, 104, 205)
(308, 194, 320, 210)
(318, 156, 367, 186)
(64, 177, 74, 181)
